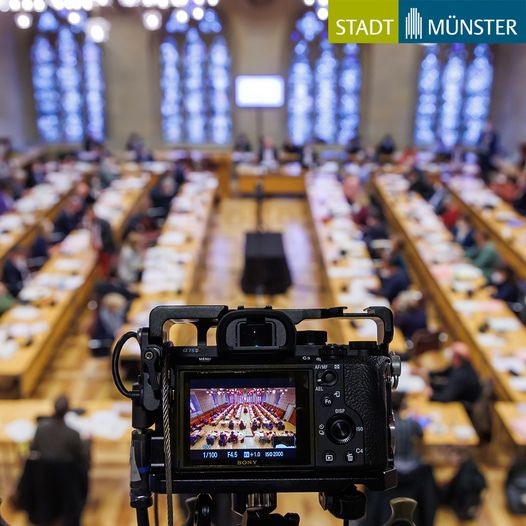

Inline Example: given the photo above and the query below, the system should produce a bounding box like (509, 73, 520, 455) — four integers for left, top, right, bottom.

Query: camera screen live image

(189, 380, 297, 463)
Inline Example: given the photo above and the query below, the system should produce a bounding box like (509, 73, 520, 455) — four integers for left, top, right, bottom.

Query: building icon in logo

(405, 7, 423, 39)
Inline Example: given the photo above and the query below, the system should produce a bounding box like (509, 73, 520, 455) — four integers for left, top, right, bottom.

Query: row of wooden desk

(119, 171, 218, 362)
(373, 171, 526, 454)
(447, 174, 526, 281)
(0, 166, 163, 397)
(306, 169, 479, 453)
(0, 163, 94, 263)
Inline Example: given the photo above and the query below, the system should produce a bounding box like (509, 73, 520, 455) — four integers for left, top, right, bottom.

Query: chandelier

(0, 0, 222, 41)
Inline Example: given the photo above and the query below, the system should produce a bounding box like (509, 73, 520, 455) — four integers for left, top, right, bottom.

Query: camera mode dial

(326, 415, 355, 445)
(319, 344, 347, 360)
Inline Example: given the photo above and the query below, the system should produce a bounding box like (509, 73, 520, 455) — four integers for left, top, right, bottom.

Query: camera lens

(327, 416, 354, 445)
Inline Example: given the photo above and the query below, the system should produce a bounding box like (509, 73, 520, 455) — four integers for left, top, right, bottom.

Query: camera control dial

(326, 415, 355, 445)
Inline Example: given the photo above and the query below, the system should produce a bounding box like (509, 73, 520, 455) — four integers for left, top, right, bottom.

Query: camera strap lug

(389, 353, 402, 389)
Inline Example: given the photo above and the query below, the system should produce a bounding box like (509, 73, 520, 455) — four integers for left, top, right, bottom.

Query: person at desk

(300, 141, 317, 169)
(490, 265, 521, 304)
(362, 392, 437, 526)
(426, 342, 482, 406)
(234, 132, 252, 153)
(25, 160, 47, 188)
(0, 180, 14, 214)
(407, 168, 435, 201)
(361, 211, 389, 248)
(2, 246, 28, 297)
(512, 172, 526, 216)
(0, 282, 15, 314)
(117, 231, 143, 285)
(346, 134, 363, 155)
(465, 230, 500, 281)
(19, 395, 89, 526)
(282, 138, 301, 156)
(393, 290, 428, 340)
(29, 221, 52, 271)
(476, 121, 499, 182)
(258, 136, 279, 167)
(376, 133, 396, 160)
(451, 214, 476, 249)
(370, 256, 410, 303)
(150, 175, 177, 218)
(84, 206, 116, 276)
(53, 197, 84, 242)
(90, 292, 128, 357)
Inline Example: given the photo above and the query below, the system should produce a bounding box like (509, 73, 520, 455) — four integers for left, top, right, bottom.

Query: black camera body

(114, 305, 399, 498)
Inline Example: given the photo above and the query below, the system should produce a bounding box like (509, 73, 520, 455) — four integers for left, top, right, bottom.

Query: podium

(241, 232, 292, 295)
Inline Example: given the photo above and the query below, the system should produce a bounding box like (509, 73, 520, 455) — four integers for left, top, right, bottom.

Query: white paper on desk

(60, 275, 84, 290)
(453, 426, 476, 440)
(157, 232, 186, 245)
(4, 419, 36, 443)
(454, 299, 504, 314)
(328, 266, 374, 279)
(477, 333, 507, 348)
(397, 374, 426, 393)
(509, 377, 526, 393)
(53, 259, 83, 271)
(9, 305, 40, 320)
(488, 317, 521, 333)
(18, 285, 52, 302)
(492, 357, 525, 375)
(0, 339, 18, 359)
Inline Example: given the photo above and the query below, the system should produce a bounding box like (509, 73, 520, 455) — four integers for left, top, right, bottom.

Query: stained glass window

(462, 44, 493, 146)
(32, 12, 106, 143)
(160, 11, 231, 145)
(288, 11, 361, 145)
(414, 44, 493, 148)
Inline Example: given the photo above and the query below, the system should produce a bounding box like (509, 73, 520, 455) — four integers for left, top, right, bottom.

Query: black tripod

(181, 489, 367, 526)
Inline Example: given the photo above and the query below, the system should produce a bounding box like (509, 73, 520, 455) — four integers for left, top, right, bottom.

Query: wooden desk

(494, 402, 526, 447)
(374, 173, 526, 403)
(118, 173, 218, 362)
(0, 400, 130, 466)
(447, 176, 526, 281)
(405, 397, 479, 448)
(0, 171, 159, 397)
(306, 171, 406, 352)
(0, 164, 94, 263)
(237, 164, 306, 196)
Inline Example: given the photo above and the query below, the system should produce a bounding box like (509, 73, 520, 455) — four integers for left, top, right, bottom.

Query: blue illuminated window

(288, 11, 361, 145)
(160, 12, 231, 145)
(414, 44, 493, 148)
(32, 12, 106, 143)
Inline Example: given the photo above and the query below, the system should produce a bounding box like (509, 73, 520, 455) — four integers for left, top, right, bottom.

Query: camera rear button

(321, 395, 334, 407)
(323, 451, 335, 463)
(345, 452, 355, 463)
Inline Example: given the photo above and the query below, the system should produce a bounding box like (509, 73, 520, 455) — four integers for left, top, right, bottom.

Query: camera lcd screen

(186, 376, 308, 467)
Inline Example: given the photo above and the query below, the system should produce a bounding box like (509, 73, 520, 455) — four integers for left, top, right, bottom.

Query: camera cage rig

(112, 305, 401, 526)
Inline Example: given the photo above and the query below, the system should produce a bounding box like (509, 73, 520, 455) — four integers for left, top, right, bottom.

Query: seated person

(282, 139, 301, 156)
(376, 133, 396, 159)
(346, 134, 363, 155)
(239, 421, 246, 430)
(0, 283, 14, 314)
(53, 197, 83, 242)
(117, 232, 143, 285)
(258, 136, 279, 166)
(490, 173, 519, 203)
(370, 257, 410, 303)
(425, 342, 482, 406)
(228, 420, 234, 430)
(407, 168, 435, 201)
(89, 293, 128, 357)
(393, 290, 427, 340)
(29, 221, 52, 271)
(2, 247, 28, 298)
(0, 180, 14, 214)
(361, 211, 389, 248)
(234, 132, 252, 153)
(228, 431, 238, 444)
(150, 176, 177, 218)
(451, 215, 476, 249)
(465, 230, 500, 281)
(218, 434, 227, 447)
(513, 172, 526, 215)
(428, 178, 449, 215)
(84, 206, 117, 277)
(300, 142, 317, 168)
(490, 265, 521, 304)
(277, 421, 285, 431)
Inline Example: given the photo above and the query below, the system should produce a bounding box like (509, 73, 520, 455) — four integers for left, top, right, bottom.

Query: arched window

(288, 11, 361, 146)
(414, 44, 493, 148)
(31, 11, 105, 143)
(160, 9, 231, 145)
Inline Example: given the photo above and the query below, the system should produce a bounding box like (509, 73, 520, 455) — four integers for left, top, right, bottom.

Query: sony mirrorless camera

(112, 305, 400, 518)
